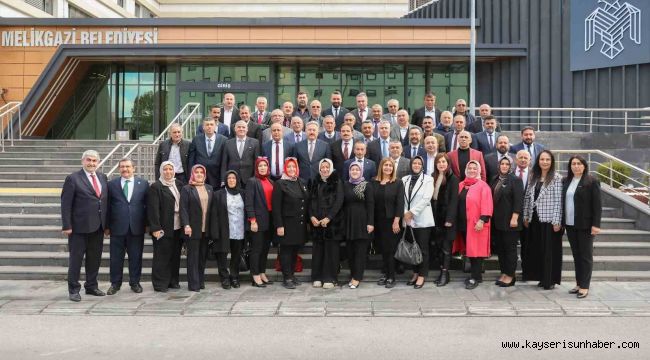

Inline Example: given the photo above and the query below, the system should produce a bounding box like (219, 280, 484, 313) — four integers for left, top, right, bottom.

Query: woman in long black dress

(431, 153, 459, 287)
(523, 150, 563, 290)
(148, 161, 184, 292)
(245, 157, 275, 287)
(309, 158, 344, 289)
(343, 162, 374, 289)
(272, 157, 309, 289)
(490, 156, 523, 287)
(371, 158, 404, 288)
(180, 164, 213, 292)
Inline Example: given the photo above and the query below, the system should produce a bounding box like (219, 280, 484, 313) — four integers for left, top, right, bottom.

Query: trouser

(381, 234, 399, 280)
(229, 239, 243, 279)
(279, 244, 301, 279)
(151, 229, 182, 290)
(249, 230, 271, 275)
(214, 252, 230, 281)
(67, 228, 103, 294)
(494, 229, 519, 277)
(109, 230, 145, 286)
(186, 233, 208, 291)
(408, 227, 431, 277)
(312, 240, 340, 283)
(433, 226, 455, 270)
(469, 257, 483, 281)
(347, 239, 370, 281)
(566, 226, 594, 289)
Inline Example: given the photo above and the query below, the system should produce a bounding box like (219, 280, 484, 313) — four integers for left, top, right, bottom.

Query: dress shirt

(424, 107, 437, 125)
(205, 134, 216, 154)
(400, 127, 408, 140)
(120, 176, 134, 202)
(516, 166, 529, 188)
(410, 145, 419, 158)
(84, 170, 102, 195)
(324, 131, 336, 139)
(380, 138, 390, 158)
(332, 107, 341, 119)
(236, 138, 246, 157)
(486, 131, 495, 149)
(425, 153, 436, 176)
(294, 132, 303, 143)
(565, 177, 581, 226)
(358, 108, 368, 121)
(342, 140, 352, 159)
(223, 108, 234, 128)
(169, 142, 183, 173)
(272, 140, 284, 177)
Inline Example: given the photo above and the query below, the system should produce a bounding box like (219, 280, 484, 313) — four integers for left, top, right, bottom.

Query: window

(68, 4, 92, 18)
(24, 0, 53, 15)
(116, 0, 124, 7)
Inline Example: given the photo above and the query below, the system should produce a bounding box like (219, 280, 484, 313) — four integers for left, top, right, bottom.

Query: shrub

(596, 161, 632, 188)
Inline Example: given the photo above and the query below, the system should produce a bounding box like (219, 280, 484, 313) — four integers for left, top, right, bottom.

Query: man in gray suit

(221, 120, 261, 187)
(295, 121, 331, 181)
(350, 92, 370, 131)
(154, 123, 190, 184)
(382, 99, 399, 126)
(262, 109, 292, 144)
(253, 96, 272, 127)
(390, 109, 420, 146)
(389, 140, 411, 179)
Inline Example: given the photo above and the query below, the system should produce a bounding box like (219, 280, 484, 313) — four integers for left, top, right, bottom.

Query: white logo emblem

(585, 0, 641, 59)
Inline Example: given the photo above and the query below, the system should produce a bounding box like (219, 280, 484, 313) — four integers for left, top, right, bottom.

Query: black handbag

(394, 226, 423, 265)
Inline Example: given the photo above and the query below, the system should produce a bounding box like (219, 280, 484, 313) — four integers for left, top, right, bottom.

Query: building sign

(1, 28, 158, 47)
(571, 0, 648, 71)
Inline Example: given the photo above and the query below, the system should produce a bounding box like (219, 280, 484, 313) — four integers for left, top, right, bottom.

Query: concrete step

(0, 225, 63, 238)
(0, 158, 87, 166)
(600, 217, 636, 230)
(5, 146, 126, 154)
(591, 229, 650, 242)
(0, 165, 81, 173)
(0, 203, 60, 214)
(0, 194, 60, 204)
(8, 140, 141, 147)
(0, 180, 64, 188)
(0, 214, 61, 226)
(0, 173, 73, 181)
(562, 241, 650, 256)
(602, 207, 622, 218)
(0, 152, 91, 159)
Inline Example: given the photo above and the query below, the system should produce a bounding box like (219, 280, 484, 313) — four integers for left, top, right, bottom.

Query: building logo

(585, 0, 641, 59)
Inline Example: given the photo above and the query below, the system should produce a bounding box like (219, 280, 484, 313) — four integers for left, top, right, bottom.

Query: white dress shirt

(84, 170, 102, 195)
(271, 139, 284, 177)
(424, 107, 437, 125)
(223, 108, 233, 128)
(120, 176, 134, 202)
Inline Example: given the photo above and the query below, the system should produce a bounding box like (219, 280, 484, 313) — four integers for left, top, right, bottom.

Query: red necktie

(275, 142, 281, 176)
(90, 174, 101, 197)
(343, 142, 349, 160)
(518, 167, 525, 180)
(258, 112, 263, 124)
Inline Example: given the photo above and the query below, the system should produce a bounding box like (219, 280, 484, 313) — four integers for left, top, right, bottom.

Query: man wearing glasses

(452, 98, 477, 128)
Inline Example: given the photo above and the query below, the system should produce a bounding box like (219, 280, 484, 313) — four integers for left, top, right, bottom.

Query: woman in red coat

(452, 160, 493, 289)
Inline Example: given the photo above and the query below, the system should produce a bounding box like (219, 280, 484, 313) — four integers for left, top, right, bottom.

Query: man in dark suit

(322, 90, 349, 130)
(367, 120, 392, 165)
(411, 92, 442, 128)
(219, 93, 240, 131)
(318, 115, 340, 144)
(105, 157, 148, 295)
(221, 120, 261, 187)
(509, 126, 546, 162)
(197, 105, 230, 137)
(155, 123, 191, 184)
(350, 92, 370, 131)
(281, 101, 294, 128)
(293, 91, 311, 121)
(403, 127, 426, 160)
(484, 134, 512, 183)
(188, 117, 227, 188)
(474, 115, 500, 156)
(263, 122, 296, 181)
(452, 98, 477, 128)
(330, 123, 356, 177)
(61, 150, 108, 302)
(389, 140, 411, 179)
(422, 135, 440, 176)
(295, 121, 331, 181)
(445, 114, 477, 152)
(284, 116, 306, 144)
(343, 142, 377, 181)
(262, 109, 292, 143)
(231, 105, 263, 145)
(253, 96, 271, 127)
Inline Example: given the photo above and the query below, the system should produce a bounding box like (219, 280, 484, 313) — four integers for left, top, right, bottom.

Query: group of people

(60, 91, 602, 302)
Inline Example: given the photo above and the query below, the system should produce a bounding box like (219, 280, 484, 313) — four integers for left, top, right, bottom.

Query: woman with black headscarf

(210, 170, 246, 288)
(342, 162, 374, 289)
(272, 157, 309, 289)
(401, 156, 434, 289)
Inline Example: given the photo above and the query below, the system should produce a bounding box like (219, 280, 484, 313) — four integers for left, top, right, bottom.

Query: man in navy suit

(343, 142, 377, 181)
(189, 117, 227, 187)
(105, 157, 148, 295)
(317, 115, 340, 144)
(403, 127, 426, 159)
(263, 123, 296, 181)
(474, 115, 500, 156)
(445, 114, 477, 152)
(61, 150, 108, 302)
(295, 121, 331, 181)
(509, 126, 546, 161)
(330, 123, 356, 177)
(231, 105, 263, 144)
(196, 106, 230, 137)
(321, 90, 350, 130)
(367, 120, 392, 165)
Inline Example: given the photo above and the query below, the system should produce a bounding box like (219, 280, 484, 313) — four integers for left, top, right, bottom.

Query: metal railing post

(609, 162, 613, 187)
(569, 110, 574, 132)
(537, 110, 541, 130)
(18, 106, 21, 141)
(589, 111, 594, 133)
(624, 111, 628, 134)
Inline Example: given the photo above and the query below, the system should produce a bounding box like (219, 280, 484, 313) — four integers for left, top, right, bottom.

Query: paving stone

(183, 301, 233, 316)
(326, 301, 372, 317)
(419, 301, 468, 316)
(230, 301, 280, 316)
(41, 300, 96, 315)
(371, 301, 421, 317)
(277, 301, 326, 317)
(89, 300, 144, 316)
(466, 300, 516, 316)
(136, 301, 186, 316)
(556, 300, 612, 316)
(511, 301, 564, 316)
(602, 301, 650, 316)
(0, 299, 10, 308)
(0, 300, 51, 314)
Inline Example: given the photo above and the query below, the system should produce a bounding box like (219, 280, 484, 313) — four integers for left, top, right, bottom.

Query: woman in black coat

(490, 156, 523, 287)
(147, 161, 184, 292)
(343, 162, 375, 289)
(210, 170, 246, 289)
(431, 153, 459, 287)
(371, 157, 404, 288)
(245, 157, 275, 287)
(562, 155, 602, 299)
(309, 158, 344, 289)
(180, 164, 213, 292)
(272, 157, 309, 289)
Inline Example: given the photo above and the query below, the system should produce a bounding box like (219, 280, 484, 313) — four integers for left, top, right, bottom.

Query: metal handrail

(0, 101, 22, 152)
(152, 102, 201, 145)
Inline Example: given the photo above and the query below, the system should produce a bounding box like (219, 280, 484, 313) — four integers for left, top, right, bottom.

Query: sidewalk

(1, 280, 650, 317)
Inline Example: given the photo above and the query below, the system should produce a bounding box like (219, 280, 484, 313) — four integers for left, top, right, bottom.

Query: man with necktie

(381, 99, 399, 127)
(189, 117, 227, 187)
(367, 120, 393, 165)
(321, 90, 349, 130)
(484, 135, 512, 182)
(475, 115, 500, 156)
(263, 123, 295, 181)
(509, 126, 546, 162)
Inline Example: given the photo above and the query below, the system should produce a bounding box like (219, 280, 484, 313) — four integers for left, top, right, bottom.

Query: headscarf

(280, 157, 299, 181)
(255, 157, 270, 180)
(460, 160, 481, 188)
(493, 156, 512, 197)
(189, 164, 207, 186)
(409, 156, 424, 194)
(348, 162, 367, 200)
(224, 170, 242, 195)
(318, 158, 335, 181)
(348, 162, 365, 185)
(159, 161, 180, 212)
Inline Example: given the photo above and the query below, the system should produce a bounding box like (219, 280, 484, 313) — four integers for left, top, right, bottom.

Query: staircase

(0, 140, 649, 281)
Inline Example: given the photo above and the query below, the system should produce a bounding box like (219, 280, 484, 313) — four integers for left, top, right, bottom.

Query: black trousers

(229, 239, 244, 279)
(279, 244, 301, 279)
(380, 233, 400, 280)
(520, 227, 530, 280)
(312, 240, 340, 283)
(493, 229, 519, 277)
(151, 229, 182, 290)
(214, 252, 230, 280)
(186, 233, 208, 291)
(109, 230, 145, 286)
(470, 257, 483, 281)
(566, 226, 594, 289)
(347, 239, 370, 281)
(407, 227, 430, 277)
(433, 226, 455, 270)
(67, 228, 103, 294)
(250, 230, 271, 275)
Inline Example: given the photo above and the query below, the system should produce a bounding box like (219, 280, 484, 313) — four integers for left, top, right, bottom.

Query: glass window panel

(277, 65, 296, 86)
(342, 66, 364, 110)
(219, 64, 247, 82)
(450, 86, 469, 109)
(449, 63, 468, 86)
(430, 65, 450, 86)
(407, 86, 426, 115)
(132, 85, 155, 140)
(124, 65, 139, 85)
(248, 64, 270, 82)
(180, 63, 202, 82)
(407, 65, 426, 86)
(384, 64, 404, 86)
(277, 86, 295, 108)
(139, 64, 155, 85)
(364, 86, 384, 106)
(431, 86, 451, 111)
(166, 64, 177, 85)
(203, 64, 219, 82)
(299, 65, 319, 85)
(363, 66, 383, 86)
(164, 85, 176, 123)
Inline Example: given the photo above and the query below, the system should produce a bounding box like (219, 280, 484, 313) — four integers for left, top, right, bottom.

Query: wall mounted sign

(1, 28, 158, 47)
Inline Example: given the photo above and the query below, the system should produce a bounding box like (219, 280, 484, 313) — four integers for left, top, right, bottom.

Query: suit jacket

(147, 180, 184, 236)
(221, 137, 261, 186)
(284, 131, 306, 144)
(263, 139, 296, 180)
(295, 138, 331, 181)
(318, 131, 341, 145)
(350, 108, 370, 131)
(209, 189, 245, 252)
(562, 175, 602, 230)
(230, 120, 263, 144)
(262, 126, 292, 144)
(306, 116, 324, 128)
(370, 180, 405, 220)
(196, 122, 230, 137)
(219, 107, 240, 128)
(61, 169, 108, 233)
(444, 131, 478, 152)
(403, 144, 426, 159)
(179, 184, 213, 239)
(475, 131, 499, 156)
(252, 110, 271, 126)
(244, 177, 274, 232)
(188, 133, 228, 187)
(467, 120, 484, 134)
(106, 177, 148, 236)
(483, 151, 512, 184)
(432, 172, 459, 226)
(448, 148, 487, 182)
(401, 173, 435, 228)
(342, 158, 377, 181)
(390, 124, 420, 146)
(367, 137, 392, 165)
(322, 106, 350, 130)
(509, 142, 546, 161)
(523, 172, 563, 225)
(411, 106, 442, 128)
(330, 138, 356, 176)
(394, 156, 411, 179)
(154, 139, 190, 179)
(381, 113, 398, 127)
(490, 173, 524, 231)
(453, 112, 477, 127)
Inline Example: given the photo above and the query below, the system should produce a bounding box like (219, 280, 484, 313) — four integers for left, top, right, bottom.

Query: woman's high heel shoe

(251, 281, 266, 288)
(499, 278, 516, 287)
